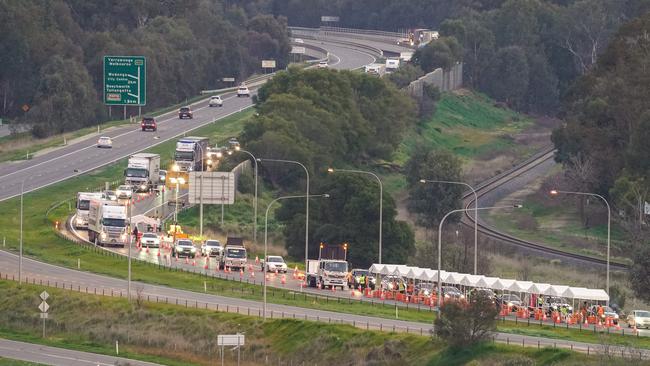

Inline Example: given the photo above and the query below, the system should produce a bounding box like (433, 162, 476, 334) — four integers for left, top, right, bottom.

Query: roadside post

(39, 291, 49, 338)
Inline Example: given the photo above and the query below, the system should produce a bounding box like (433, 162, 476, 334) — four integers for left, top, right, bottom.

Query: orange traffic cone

(250, 270, 255, 278)
(145, 247, 149, 253)
(175, 253, 178, 262)
(156, 250, 160, 257)
(191, 259, 196, 266)
(281, 274, 286, 285)
(185, 257, 189, 264)
(239, 268, 244, 278)
(255, 256, 259, 264)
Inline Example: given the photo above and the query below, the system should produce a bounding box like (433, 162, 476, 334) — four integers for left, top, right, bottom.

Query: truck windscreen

(125, 168, 148, 178)
(227, 248, 246, 258)
(102, 218, 126, 227)
(174, 151, 194, 160)
(77, 200, 90, 210)
(324, 262, 347, 272)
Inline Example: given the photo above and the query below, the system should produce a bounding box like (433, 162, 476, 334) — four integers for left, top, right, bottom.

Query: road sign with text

(103, 56, 146, 106)
(217, 334, 245, 346)
(188, 172, 236, 205)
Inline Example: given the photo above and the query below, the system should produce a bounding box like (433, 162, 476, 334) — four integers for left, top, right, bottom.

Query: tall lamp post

(169, 177, 185, 222)
(233, 147, 259, 245)
(550, 189, 611, 304)
(436, 204, 522, 316)
(420, 179, 479, 274)
(258, 158, 310, 273)
(328, 168, 383, 264)
(19, 180, 24, 285)
(264, 193, 329, 319)
(196, 143, 206, 237)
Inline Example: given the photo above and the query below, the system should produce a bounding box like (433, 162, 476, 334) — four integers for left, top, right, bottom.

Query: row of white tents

(368, 264, 609, 302)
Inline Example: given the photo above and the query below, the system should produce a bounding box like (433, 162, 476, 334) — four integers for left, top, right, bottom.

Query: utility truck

(306, 245, 348, 290)
(87, 200, 128, 247)
(219, 237, 247, 271)
(124, 153, 160, 192)
(74, 192, 104, 229)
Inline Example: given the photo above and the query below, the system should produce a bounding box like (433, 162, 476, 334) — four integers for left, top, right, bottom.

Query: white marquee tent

(368, 264, 609, 302)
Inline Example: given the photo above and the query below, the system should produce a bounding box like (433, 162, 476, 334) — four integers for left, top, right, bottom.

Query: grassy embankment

(485, 189, 630, 264)
(0, 280, 626, 366)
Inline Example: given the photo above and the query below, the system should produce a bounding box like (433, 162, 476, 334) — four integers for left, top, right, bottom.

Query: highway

(0, 338, 162, 366)
(1, 250, 648, 359)
(0, 36, 378, 204)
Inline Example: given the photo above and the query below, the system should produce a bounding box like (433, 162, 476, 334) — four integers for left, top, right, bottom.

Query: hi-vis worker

(537, 295, 544, 309)
(398, 281, 405, 294)
(359, 274, 366, 289)
(597, 304, 605, 320)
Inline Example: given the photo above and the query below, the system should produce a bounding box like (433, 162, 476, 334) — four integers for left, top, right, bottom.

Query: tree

(434, 293, 498, 347)
(481, 46, 529, 108)
(404, 146, 463, 225)
(630, 245, 650, 303)
(413, 36, 463, 72)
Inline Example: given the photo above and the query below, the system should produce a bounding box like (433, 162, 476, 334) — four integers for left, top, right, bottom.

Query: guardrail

(291, 32, 383, 57)
(290, 26, 408, 50)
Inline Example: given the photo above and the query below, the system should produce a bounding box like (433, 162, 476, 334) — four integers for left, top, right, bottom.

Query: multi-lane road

(0, 34, 387, 203)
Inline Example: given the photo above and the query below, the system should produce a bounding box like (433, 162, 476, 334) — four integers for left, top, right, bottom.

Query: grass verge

(0, 280, 615, 366)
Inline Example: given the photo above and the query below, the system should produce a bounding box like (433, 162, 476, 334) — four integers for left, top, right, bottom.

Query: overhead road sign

(188, 172, 236, 205)
(291, 46, 306, 54)
(222, 77, 235, 82)
(103, 56, 146, 106)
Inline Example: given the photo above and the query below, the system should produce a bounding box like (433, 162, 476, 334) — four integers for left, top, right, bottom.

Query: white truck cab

(74, 192, 104, 229)
(306, 259, 348, 290)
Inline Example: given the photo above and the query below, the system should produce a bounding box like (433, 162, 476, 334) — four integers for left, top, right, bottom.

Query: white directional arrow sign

(38, 301, 49, 313)
(40, 291, 49, 301)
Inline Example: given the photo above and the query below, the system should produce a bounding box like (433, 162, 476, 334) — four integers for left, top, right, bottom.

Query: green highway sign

(103, 56, 146, 106)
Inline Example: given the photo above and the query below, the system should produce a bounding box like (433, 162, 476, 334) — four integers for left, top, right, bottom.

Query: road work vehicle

(87, 200, 128, 247)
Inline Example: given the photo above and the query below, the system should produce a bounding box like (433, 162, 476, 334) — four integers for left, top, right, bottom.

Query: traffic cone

(250, 270, 255, 278)
(145, 247, 149, 254)
(204, 257, 209, 270)
(239, 268, 244, 278)
(185, 257, 189, 264)
(156, 250, 160, 257)
(281, 274, 286, 285)
(633, 323, 638, 334)
(248, 264, 253, 272)
(542, 312, 547, 321)
(255, 256, 259, 264)
(191, 259, 196, 266)
(175, 253, 178, 262)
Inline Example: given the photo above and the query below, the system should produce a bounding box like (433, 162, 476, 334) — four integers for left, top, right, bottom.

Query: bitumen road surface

(0, 36, 378, 204)
(1, 250, 649, 360)
(0, 338, 162, 366)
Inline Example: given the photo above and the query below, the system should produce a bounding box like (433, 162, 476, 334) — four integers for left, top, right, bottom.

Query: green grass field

(394, 91, 534, 164)
(0, 359, 43, 366)
(0, 280, 626, 366)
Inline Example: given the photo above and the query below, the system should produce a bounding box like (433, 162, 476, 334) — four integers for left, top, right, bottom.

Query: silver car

(201, 239, 223, 257)
(97, 136, 112, 148)
(140, 233, 160, 248)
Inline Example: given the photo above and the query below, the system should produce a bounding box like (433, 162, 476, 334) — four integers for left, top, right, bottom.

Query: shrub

(434, 292, 498, 348)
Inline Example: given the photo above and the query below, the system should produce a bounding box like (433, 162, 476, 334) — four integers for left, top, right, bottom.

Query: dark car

(141, 116, 157, 131)
(442, 286, 464, 300)
(347, 269, 375, 289)
(178, 106, 193, 119)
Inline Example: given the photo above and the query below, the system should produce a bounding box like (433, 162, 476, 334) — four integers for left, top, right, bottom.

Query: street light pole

(196, 143, 205, 238)
(234, 148, 258, 245)
(264, 193, 329, 319)
(420, 179, 479, 274)
(19, 180, 24, 285)
(258, 158, 310, 272)
(550, 189, 611, 304)
(436, 204, 522, 316)
(127, 199, 131, 300)
(328, 168, 383, 264)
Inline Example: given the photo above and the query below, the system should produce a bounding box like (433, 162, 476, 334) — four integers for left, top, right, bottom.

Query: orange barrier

(588, 315, 597, 324)
(499, 305, 510, 317)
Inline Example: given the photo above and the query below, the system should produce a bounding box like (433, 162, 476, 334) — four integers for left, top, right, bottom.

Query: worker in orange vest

(597, 304, 605, 321)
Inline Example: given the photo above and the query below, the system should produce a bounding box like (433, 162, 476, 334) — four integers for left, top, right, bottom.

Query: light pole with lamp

(550, 189, 611, 304)
(169, 177, 185, 222)
(264, 193, 329, 319)
(258, 158, 310, 273)
(420, 179, 479, 275)
(195, 143, 206, 237)
(19, 180, 24, 285)
(232, 147, 259, 245)
(436, 204, 522, 316)
(327, 168, 383, 264)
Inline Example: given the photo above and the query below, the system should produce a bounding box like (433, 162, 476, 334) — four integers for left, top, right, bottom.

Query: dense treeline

(246, 0, 649, 115)
(243, 67, 417, 266)
(552, 12, 650, 228)
(0, 0, 290, 137)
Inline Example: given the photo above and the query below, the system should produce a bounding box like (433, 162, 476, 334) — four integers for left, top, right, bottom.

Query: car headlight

(172, 165, 179, 172)
(207, 159, 213, 165)
(160, 176, 166, 181)
(76, 217, 83, 224)
(101, 232, 107, 239)
(140, 184, 147, 190)
(552, 305, 557, 309)
(460, 294, 465, 299)
(190, 247, 196, 252)
(121, 233, 127, 240)
(508, 302, 513, 307)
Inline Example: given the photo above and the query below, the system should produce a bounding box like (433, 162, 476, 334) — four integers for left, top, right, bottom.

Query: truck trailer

(74, 192, 104, 229)
(87, 200, 129, 247)
(124, 153, 161, 192)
